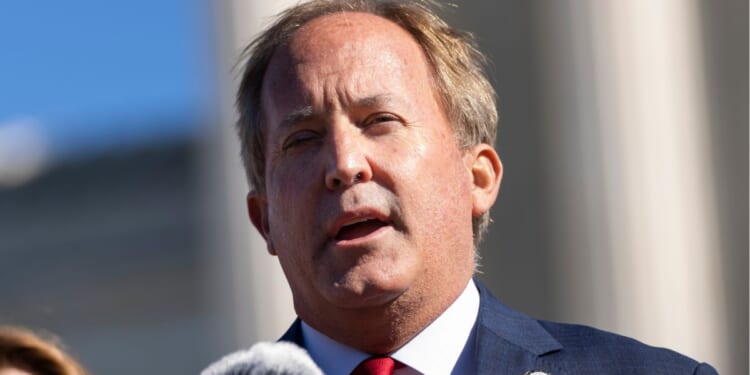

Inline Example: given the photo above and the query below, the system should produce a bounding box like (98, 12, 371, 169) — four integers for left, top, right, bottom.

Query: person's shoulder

(536, 320, 718, 375)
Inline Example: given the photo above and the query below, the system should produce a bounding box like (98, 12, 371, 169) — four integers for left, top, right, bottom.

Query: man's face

(250, 12, 499, 327)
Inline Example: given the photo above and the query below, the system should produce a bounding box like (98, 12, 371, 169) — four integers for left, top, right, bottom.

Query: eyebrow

(357, 94, 395, 108)
(279, 106, 314, 130)
(277, 94, 399, 129)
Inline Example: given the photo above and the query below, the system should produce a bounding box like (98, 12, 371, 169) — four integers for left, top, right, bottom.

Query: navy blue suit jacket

(279, 280, 718, 374)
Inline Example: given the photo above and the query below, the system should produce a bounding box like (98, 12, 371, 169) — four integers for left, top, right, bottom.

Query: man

(235, 1, 718, 374)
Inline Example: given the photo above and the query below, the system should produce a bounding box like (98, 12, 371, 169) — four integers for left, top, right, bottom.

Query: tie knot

(351, 356, 402, 375)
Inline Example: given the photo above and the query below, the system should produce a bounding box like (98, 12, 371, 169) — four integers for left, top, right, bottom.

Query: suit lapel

(279, 318, 305, 347)
(474, 280, 562, 375)
(279, 281, 563, 375)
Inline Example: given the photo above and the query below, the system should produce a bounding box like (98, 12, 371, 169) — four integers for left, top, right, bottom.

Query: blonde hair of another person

(0, 326, 88, 375)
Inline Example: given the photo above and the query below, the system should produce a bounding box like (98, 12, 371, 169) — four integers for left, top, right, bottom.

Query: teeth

(344, 217, 374, 227)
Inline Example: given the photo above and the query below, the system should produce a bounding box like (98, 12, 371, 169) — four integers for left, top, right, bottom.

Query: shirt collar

(301, 279, 480, 375)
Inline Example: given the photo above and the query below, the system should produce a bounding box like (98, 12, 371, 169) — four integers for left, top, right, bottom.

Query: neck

(299, 277, 470, 354)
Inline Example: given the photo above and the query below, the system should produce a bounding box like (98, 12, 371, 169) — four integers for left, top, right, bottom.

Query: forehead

(287, 11, 423, 65)
(261, 12, 435, 114)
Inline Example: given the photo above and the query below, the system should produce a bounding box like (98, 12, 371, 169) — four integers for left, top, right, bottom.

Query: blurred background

(0, 0, 746, 374)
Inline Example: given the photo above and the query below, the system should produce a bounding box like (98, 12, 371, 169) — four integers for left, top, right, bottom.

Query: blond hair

(0, 326, 88, 375)
(236, 0, 498, 244)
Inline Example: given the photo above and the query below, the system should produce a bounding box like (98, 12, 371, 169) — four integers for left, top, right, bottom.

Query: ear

(247, 191, 277, 255)
(466, 144, 503, 217)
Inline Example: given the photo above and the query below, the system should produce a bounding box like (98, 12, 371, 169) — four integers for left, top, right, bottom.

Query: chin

(324, 273, 410, 309)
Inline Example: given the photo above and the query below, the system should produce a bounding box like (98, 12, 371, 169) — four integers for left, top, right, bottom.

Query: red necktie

(351, 356, 404, 375)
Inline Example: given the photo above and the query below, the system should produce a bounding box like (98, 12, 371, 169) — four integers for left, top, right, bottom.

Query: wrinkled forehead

(260, 11, 435, 108)
(286, 12, 418, 64)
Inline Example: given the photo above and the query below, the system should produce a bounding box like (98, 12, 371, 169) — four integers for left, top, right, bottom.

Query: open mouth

(335, 218, 389, 241)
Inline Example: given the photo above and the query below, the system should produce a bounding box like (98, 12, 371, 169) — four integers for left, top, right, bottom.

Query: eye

(282, 130, 320, 151)
(363, 113, 402, 134)
(367, 113, 399, 124)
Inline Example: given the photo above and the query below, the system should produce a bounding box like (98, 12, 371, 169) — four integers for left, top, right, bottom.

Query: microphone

(200, 341, 324, 375)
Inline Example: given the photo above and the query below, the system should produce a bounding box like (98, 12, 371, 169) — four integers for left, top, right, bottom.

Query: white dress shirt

(301, 279, 480, 375)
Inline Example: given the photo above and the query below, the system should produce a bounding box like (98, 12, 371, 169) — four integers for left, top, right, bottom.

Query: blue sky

(0, 0, 218, 159)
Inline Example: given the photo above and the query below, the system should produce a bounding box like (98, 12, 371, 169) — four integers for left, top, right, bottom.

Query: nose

(324, 131, 372, 190)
